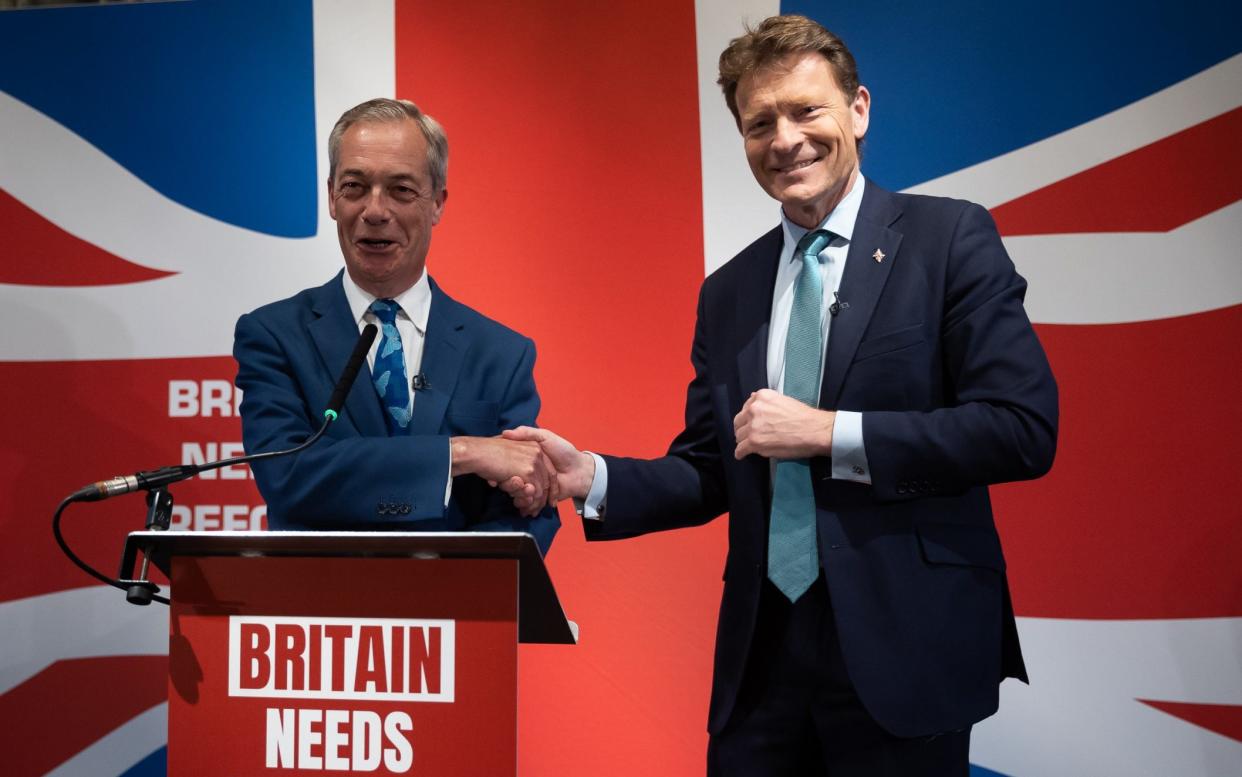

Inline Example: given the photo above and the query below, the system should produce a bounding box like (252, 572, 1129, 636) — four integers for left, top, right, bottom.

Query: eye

(744, 118, 771, 137)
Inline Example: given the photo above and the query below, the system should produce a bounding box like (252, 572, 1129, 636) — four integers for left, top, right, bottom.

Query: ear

(851, 85, 871, 141)
(430, 188, 448, 226)
(326, 176, 338, 221)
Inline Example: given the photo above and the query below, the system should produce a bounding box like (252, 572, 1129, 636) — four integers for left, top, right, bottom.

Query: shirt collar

(341, 269, 432, 334)
(780, 174, 867, 258)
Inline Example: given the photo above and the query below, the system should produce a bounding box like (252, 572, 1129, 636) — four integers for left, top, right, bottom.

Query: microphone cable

(53, 324, 377, 604)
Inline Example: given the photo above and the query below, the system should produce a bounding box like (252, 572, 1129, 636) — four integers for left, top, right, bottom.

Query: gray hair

(327, 98, 449, 193)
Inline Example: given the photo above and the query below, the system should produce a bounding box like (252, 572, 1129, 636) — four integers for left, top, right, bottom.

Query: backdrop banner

(1, 1, 1238, 775)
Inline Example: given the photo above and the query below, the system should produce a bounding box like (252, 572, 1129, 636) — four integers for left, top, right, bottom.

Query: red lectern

(120, 530, 575, 776)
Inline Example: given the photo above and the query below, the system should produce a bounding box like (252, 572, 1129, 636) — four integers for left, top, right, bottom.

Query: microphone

(411, 372, 430, 391)
(325, 323, 378, 417)
(829, 291, 849, 317)
(72, 466, 199, 502)
(67, 324, 379, 503)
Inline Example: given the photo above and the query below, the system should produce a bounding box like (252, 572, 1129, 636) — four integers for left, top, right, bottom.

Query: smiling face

(735, 53, 870, 229)
(327, 119, 447, 298)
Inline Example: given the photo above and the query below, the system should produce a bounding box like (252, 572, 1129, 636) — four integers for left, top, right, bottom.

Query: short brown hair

(718, 14, 861, 128)
(327, 98, 449, 193)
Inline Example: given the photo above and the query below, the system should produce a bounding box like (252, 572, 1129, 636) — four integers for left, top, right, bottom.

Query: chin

(776, 190, 822, 210)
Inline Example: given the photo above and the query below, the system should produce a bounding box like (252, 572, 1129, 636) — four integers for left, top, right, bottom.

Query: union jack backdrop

(1, 1, 1238, 775)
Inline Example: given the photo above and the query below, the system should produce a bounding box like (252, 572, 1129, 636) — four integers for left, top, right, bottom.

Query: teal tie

(369, 299, 412, 434)
(767, 229, 832, 602)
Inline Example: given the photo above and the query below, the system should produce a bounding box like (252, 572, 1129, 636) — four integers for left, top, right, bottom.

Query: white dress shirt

(341, 269, 432, 388)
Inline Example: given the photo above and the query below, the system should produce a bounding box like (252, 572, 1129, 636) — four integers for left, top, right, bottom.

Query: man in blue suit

(507, 15, 1056, 775)
(234, 98, 558, 555)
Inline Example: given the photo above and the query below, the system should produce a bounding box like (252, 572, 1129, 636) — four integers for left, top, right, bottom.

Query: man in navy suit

(507, 14, 1056, 774)
(234, 98, 558, 555)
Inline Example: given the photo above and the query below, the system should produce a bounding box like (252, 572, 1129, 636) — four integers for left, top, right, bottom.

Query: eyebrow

(336, 168, 421, 185)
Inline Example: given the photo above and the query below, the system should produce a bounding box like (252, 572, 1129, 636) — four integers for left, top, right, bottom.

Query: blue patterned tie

(767, 229, 833, 602)
(368, 299, 411, 434)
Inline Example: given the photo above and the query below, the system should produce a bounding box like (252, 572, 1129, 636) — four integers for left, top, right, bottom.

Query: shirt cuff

(575, 452, 608, 520)
(831, 411, 871, 484)
(444, 438, 453, 507)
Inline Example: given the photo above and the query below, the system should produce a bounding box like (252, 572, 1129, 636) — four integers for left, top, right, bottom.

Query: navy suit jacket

(233, 271, 559, 555)
(587, 183, 1057, 737)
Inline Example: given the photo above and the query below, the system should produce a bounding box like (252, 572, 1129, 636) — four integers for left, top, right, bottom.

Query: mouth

(356, 238, 398, 251)
(773, 156, 822, 174)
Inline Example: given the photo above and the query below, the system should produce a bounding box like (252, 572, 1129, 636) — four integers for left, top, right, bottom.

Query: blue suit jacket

(588, 183, 1057, 737)
(233, 271, 559, 555)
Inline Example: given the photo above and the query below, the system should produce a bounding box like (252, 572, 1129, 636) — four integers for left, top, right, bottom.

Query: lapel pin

(873, 249, 885, 263)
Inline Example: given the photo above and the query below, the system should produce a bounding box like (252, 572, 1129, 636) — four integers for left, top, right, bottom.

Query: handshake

(449, 427, 593, 517)
(450, 389, 838, 517)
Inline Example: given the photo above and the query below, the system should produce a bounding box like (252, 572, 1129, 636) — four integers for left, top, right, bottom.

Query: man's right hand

(449, 436, 556, 517)
(501, 426, 595, 505)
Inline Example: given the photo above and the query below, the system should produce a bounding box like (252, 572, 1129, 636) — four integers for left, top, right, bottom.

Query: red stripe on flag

(995, 305, 1242, 618)
(1139, 700, 1242, 743)
(992, 107, 1242, 236)
(0, 189, 174, 286)
(0, 655, 167, 776)
(396, 3, 711, 776)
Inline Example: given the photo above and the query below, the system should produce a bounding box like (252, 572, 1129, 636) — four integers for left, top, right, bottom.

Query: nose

(771, 116, 803, 154)
(360, 187, 392, 223)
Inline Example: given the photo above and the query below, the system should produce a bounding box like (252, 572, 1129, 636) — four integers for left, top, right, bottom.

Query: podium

(120, 530, 575, 776)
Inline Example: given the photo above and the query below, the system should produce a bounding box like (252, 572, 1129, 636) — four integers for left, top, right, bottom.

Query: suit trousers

(707, 576, 971, 776)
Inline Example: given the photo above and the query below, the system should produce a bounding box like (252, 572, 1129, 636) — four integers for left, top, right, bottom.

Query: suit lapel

(408, 277, 466, 435)
(820, 184, 904, 408)
(308, 272, 387, 435)
(734, 227, 783, 399)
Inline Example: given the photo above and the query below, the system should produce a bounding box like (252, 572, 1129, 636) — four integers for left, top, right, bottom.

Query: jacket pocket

(854, 322, 927, 362)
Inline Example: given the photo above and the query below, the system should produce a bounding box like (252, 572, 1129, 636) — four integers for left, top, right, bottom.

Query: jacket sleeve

(863, 203, 1059, 501)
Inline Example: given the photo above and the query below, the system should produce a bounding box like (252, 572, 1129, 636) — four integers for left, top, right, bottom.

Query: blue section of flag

(0, 0, 317, 237)
(970, 765, 1011, 777)
(119, 746, 166, 777)
(782, 0, 1242, 190)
